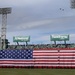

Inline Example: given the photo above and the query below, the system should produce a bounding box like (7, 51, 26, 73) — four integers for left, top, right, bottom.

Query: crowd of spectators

(7, 43, 75, 50)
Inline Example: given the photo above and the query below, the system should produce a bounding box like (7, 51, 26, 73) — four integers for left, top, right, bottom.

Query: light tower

(0, 7, 11, 49)
(71, 0, 75, 8)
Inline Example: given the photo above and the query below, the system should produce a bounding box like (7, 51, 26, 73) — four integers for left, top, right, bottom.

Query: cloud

(0, 0, 75, 44)
(10, 16, 75, 32)
(16, 19, 53, 30)
(0, 0, 50, 7)
(70, 34, 75, 42)
(32, 35, 50, 44)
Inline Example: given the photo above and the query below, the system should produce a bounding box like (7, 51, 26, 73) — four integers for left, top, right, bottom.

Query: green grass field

(0, 68, 75, 75)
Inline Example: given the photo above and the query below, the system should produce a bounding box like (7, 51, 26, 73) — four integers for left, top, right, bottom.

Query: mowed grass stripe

(0, 69, 75, 75)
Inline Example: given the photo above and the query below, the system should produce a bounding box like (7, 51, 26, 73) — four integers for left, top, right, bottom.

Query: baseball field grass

(0, 68, 75, 75)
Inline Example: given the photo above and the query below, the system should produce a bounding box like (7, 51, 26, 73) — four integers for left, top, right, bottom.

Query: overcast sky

(0, 0, 75, 44)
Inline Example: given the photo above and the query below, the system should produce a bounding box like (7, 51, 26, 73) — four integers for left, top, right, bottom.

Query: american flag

(0, 49, 75, 67)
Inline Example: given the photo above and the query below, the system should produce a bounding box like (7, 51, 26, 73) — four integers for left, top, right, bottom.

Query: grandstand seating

(8, 43, 75, 50)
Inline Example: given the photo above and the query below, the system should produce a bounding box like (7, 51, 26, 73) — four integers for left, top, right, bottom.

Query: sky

(0, 0, 75, 45)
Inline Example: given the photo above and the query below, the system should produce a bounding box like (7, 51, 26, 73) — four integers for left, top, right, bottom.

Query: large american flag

(0, 48, 75, 67)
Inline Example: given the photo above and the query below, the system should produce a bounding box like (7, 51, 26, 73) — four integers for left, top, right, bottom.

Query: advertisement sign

(13, 36, 30, 42)
(50, 35, 69, 41)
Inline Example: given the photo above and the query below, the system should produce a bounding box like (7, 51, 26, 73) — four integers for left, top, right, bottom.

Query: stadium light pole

(0, 7, 11, 49)
(70, 0, 75, 8)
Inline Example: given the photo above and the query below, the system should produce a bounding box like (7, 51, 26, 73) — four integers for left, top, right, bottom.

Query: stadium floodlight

(0, 7, 11, 49)
(0, 8, 11, 14)
(70, 0, 75, 9)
